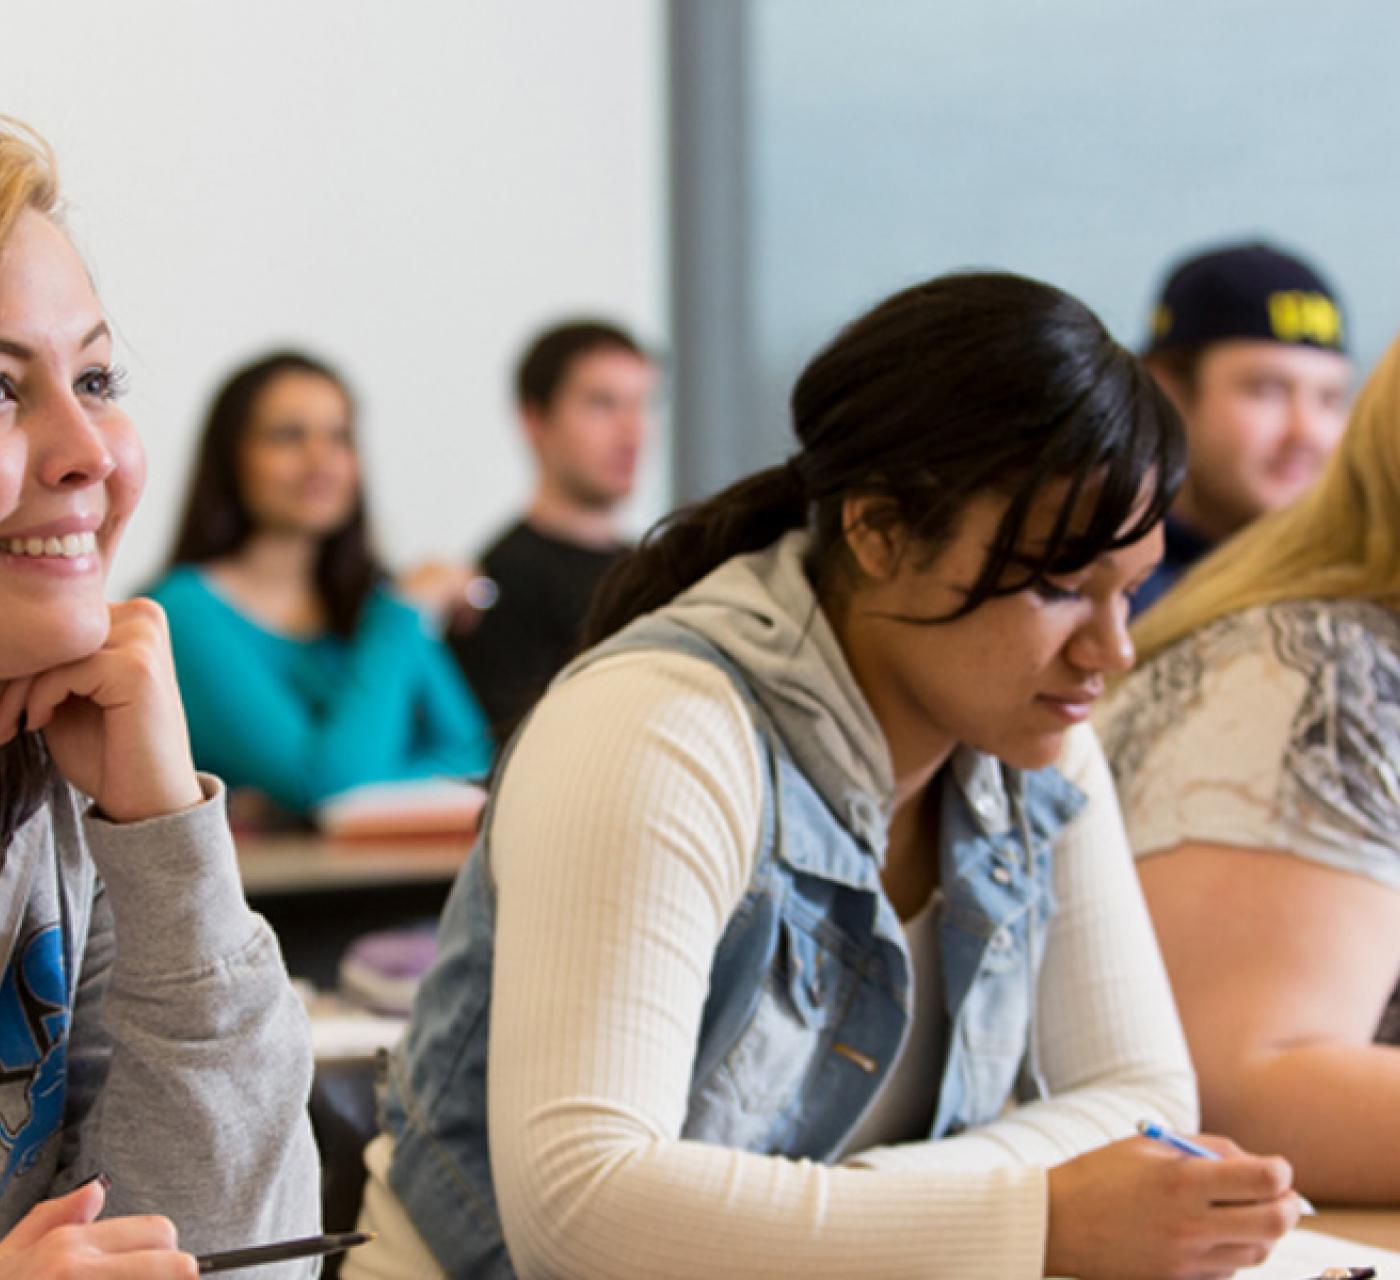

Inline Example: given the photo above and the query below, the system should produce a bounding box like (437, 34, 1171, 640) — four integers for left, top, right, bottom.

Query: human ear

(841, 495, 907, 583)
(1142, 356, 1193, 416)
(520, 402, 549, 453)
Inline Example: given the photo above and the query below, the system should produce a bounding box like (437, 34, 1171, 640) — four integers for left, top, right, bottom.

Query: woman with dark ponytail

(351, 274, 1303, 1280)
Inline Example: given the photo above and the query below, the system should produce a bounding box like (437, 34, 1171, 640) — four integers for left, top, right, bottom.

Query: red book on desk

(314, 779, 487, 843)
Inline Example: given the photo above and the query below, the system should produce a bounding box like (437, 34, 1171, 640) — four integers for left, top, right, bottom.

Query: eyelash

(77, 364, 130, 402)
(1033, 579, 1151, 614)
(1031, 580, 1082, 604)
(0, 365, 130, 406)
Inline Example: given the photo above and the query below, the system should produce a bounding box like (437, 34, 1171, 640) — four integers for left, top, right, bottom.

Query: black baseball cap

(1145, 241, 1346, 357)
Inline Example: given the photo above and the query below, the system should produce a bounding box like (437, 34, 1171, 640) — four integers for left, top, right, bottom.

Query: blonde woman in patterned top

(1097, 330, 1400, 1203)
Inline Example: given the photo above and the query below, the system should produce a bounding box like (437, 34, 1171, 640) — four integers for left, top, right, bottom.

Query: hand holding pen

(1137, 1121, 1319, 1215)
(1045, 1128, 1300, 1279)
(1135, 1127, 1384, 1280)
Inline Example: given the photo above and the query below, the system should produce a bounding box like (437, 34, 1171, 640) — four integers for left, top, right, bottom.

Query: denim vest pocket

(687, 914, 836, 1151)
(724, 916, 828, 1106)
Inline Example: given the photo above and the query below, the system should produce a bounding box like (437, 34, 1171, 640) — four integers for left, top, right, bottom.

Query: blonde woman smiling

(1098, 332, 1400, 1202)
(0, 118, 318, 1276)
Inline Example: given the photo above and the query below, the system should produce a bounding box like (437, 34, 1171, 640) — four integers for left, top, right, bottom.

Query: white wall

(6, 0, 668, 594)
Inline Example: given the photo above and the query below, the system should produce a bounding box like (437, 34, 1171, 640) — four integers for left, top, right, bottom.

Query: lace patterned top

(1097, 598, 1400, 1044)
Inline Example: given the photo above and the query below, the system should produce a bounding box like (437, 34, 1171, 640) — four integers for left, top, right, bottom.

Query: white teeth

(5, 530, 98, 559)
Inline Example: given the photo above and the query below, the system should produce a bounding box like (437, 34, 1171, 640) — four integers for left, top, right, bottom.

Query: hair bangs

(950, 355, 1185, 616)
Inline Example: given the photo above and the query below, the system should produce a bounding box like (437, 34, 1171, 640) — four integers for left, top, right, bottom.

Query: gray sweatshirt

(0, 772, 320, 1275)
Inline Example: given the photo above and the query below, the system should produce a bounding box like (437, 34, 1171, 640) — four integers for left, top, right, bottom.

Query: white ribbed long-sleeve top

(463, 648, 1197, 1280)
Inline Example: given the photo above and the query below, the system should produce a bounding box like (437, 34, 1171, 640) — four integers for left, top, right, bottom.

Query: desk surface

(237, 839, 1400, 1252)
(237, 833, 469, 895)
(1310, 1207, 1400, 1252)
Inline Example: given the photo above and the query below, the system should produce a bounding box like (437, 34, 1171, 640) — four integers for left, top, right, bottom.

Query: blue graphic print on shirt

(0, 926, 69, 1193)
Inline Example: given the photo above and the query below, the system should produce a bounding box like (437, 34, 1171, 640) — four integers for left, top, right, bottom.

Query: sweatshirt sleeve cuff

(81, 774, 262, 977)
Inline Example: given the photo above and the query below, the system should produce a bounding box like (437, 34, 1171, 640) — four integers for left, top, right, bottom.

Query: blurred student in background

(450, 320, 655, 741)
(150, 351, 493, 825)
(1098, 330, 1400, 1202)
(1131, 241, 1351, 614)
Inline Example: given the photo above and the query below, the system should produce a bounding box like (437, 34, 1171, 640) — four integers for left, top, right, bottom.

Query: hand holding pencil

(196, 1230, 375, 1273)
(0, 1179, 192, 1279)
(0, 1179, 374, 1278)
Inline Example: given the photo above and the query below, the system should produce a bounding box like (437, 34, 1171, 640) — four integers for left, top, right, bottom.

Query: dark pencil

(195, 1230, 375, 1274)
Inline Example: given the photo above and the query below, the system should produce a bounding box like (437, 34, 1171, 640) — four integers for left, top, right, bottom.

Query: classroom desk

(239, 838, 1400, 1261)
(1310, 1206, 1400, 1251)
(238, 833, 470, 893)
(237, 833, 470, 988)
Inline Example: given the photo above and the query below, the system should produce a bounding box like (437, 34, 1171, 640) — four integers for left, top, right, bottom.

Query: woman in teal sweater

(149, 351, 492, 821)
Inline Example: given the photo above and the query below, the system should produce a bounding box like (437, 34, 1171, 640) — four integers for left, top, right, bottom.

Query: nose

(1068, 598, 1135, 675)
(306, 431, 352, 472)
(305, 435, 335, 468)
(1286, 398, 1315, 447)
(34, 391, 115, 491)
(617, 398, 647, 442)
(1287, 392, 1342, 454)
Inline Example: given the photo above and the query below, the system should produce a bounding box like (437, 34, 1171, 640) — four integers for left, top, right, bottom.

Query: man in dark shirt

(452, 320, 656, 740)
(1132, 241, 1352, 615)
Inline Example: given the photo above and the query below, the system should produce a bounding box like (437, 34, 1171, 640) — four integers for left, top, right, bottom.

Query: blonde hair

(1133, 332, 1400, 664)
(0, 115, 60, 247)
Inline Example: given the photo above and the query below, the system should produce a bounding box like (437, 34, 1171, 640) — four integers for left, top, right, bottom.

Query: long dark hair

(586, 272, 1185, 644)
(0, 733, 51, 857)
(167, 350, 384, 638)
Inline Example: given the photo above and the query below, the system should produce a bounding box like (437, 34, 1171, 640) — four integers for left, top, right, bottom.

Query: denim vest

(381, 618, 1086, 1279)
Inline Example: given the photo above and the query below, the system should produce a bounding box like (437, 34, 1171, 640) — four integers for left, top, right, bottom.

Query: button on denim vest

(381, 617, 1086, 1279)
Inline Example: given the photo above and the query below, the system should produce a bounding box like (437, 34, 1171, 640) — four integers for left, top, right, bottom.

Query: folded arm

(1139, 841, 1400, 1202)
(855, 726, 1197, 1175)
(166, 585, 462, 810)
(66, 779, 322, 1271)
(487, 654, 1048, 1280)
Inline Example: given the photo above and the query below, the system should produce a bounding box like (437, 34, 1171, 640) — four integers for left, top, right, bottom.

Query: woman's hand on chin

(0, 598, 202, 823)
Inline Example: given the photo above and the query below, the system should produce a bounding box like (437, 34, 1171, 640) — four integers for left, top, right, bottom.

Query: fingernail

(75, 1171, 111, 1191)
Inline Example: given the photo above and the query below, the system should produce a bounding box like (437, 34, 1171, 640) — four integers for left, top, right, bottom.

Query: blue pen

(1136, 1120, 1318, 1215)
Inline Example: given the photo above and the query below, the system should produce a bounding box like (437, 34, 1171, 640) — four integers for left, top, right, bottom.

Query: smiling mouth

(4, 531, 99, 560)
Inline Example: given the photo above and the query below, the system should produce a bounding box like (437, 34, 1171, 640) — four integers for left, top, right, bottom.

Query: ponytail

(581, 462, 808, 647)
(582, 270, 1181, 657)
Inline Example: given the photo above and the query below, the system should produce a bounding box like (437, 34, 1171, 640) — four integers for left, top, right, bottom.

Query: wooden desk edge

(237, 834, 470, 894)
(1309, 1207, 1400, 1252)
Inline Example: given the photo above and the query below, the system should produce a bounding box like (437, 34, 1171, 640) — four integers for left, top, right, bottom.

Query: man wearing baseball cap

(1131, 240, 1352, 614)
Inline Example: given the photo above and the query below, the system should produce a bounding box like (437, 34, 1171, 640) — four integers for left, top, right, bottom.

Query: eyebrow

(0, 320, 110, 360)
